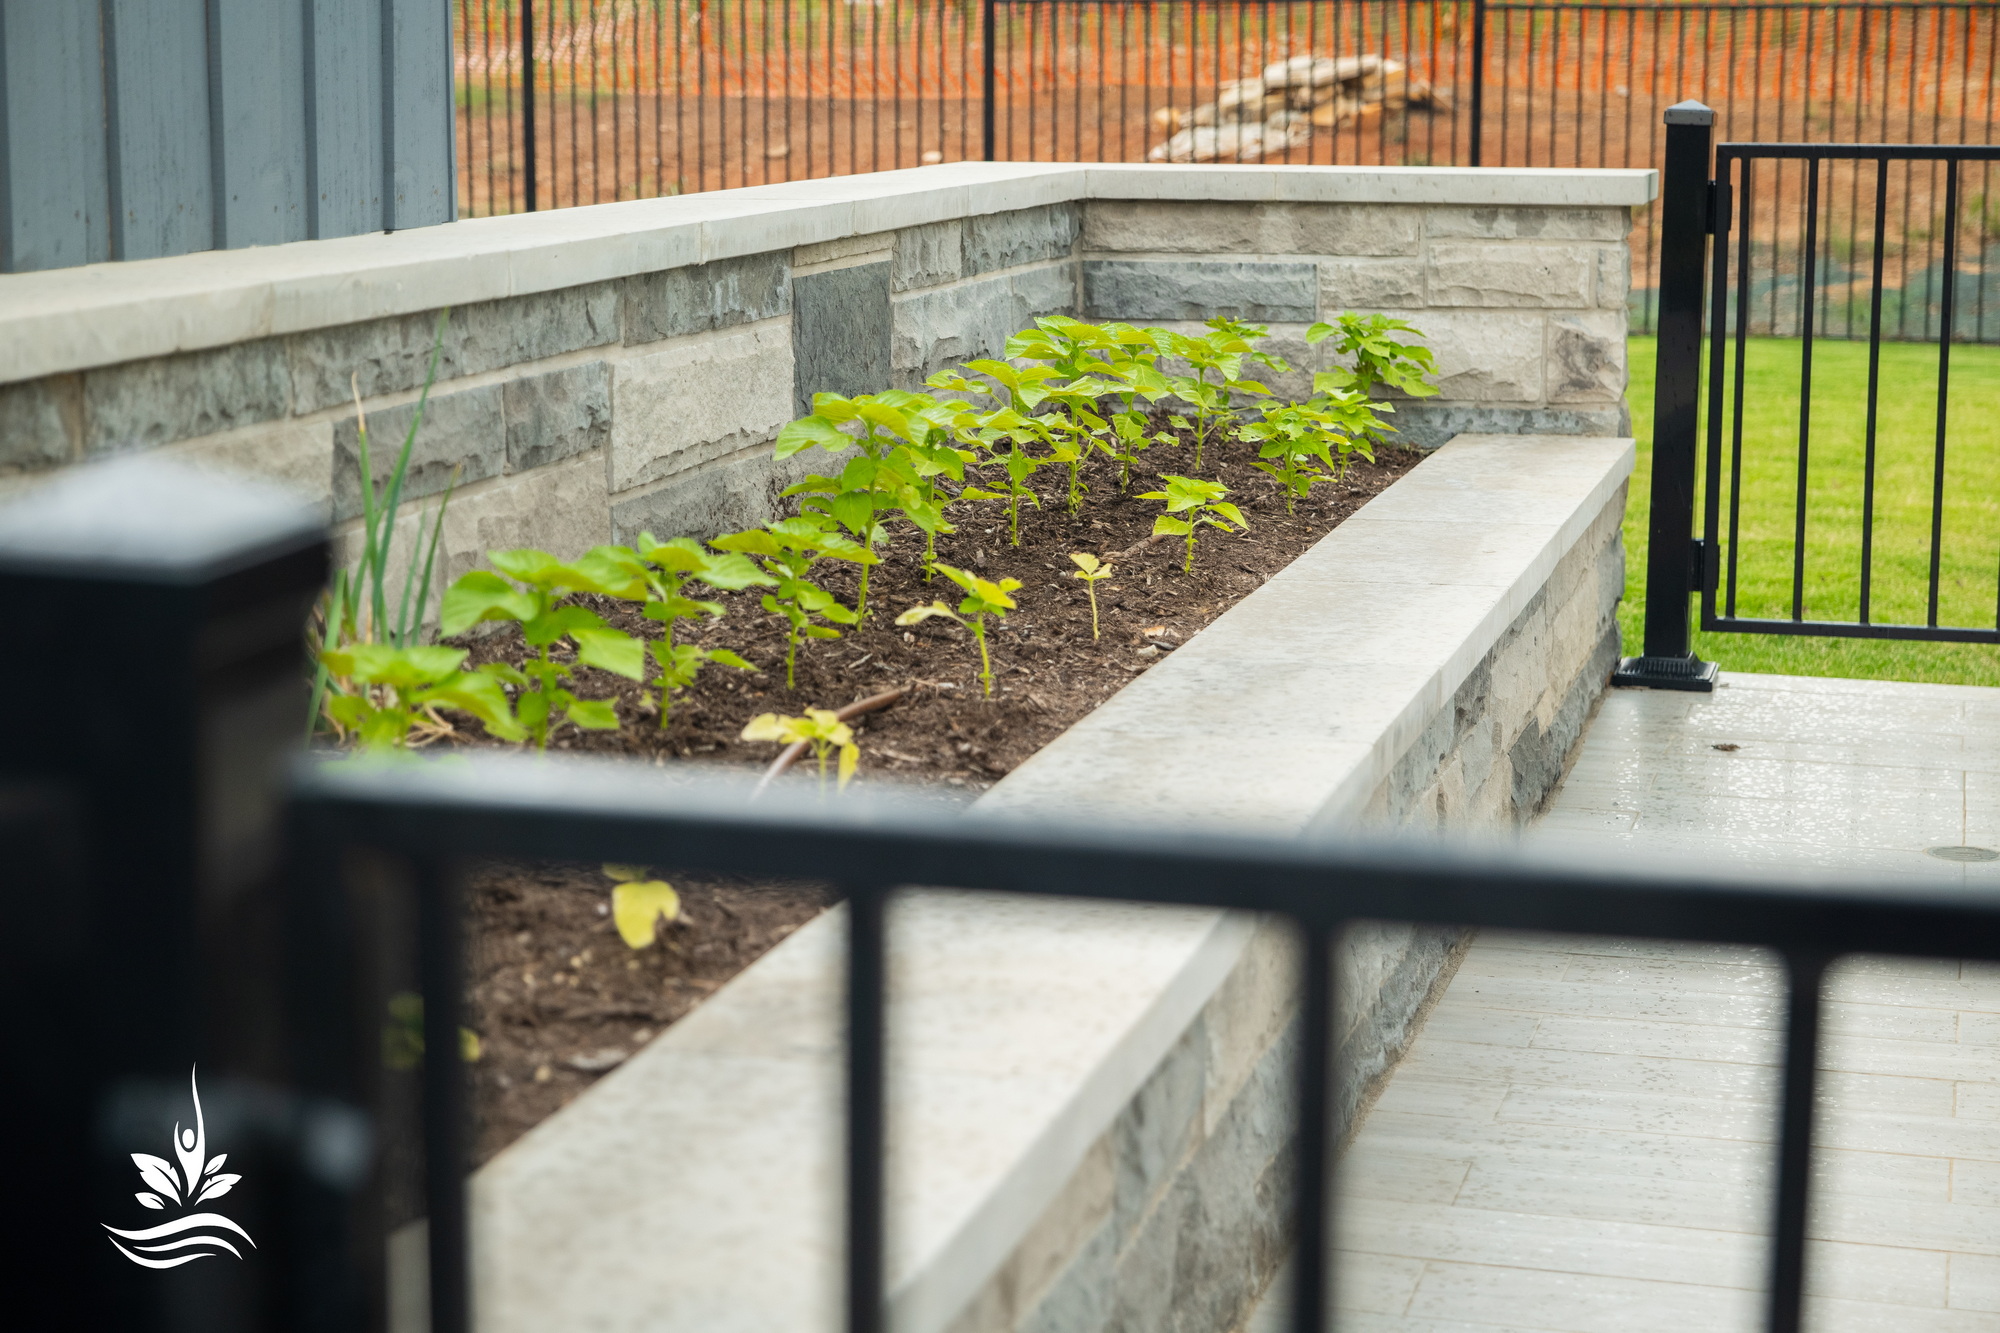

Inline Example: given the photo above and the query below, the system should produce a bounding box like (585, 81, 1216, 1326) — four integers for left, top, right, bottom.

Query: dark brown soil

(445, 429, 1424, 1157)
(462, 862, 832, 1164)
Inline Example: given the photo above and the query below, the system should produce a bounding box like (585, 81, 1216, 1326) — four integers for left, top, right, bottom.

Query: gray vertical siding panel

(0, 2, 111, 272)
(1, 0, 449, 270)
(308, 0, 384, 238)
(105, 0, 214, 261)
(386, 0, 452, 229)
(211, 0, 308, 249)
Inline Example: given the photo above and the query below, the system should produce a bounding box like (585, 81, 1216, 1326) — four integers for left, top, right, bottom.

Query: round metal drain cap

(1927, 845, 2000, 862)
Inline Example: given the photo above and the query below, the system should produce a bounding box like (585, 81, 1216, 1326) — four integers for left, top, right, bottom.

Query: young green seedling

(776, 391, 931, 615)
(440, 548, 648, 749)
(930, 361, 1059, 546)
(1237, 392, 1384, 514)
(1068, 553, 1113, 640)
(1151, 319, 1289, 470)
(1305, 313, 1438, 449)
(585, 535, 772, 726)
(602, 864, 682, 948)
(710, 518, 874, 689)
(895, 563, 1022, 698)
(741, 709, 862, 792)
(1139, 474, 1250, 573)
(318, 642, 526, 750)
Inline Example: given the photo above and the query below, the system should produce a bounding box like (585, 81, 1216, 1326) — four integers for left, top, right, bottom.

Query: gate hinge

(1706, 180, 1732, 235)
(1690, 538, 1720, 592)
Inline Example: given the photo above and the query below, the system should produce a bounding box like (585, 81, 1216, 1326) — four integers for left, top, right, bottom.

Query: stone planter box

(466, 431, 1634, 1333)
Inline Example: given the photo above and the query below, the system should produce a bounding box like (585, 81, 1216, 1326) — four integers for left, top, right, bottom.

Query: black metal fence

(454, 0, 2000, 336)
(296, 754, 2000, 1333)
(1621, 101, 2000, 692)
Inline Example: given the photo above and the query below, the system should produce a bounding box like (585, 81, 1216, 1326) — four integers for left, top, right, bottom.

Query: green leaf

(565, 698, 621, 730)
(440, 570, 537, 635)
(572, 627, 647, 680)
(706, 649, 756, 670)
(612, 880, 681, 948)
(775, 415, 852, 458)
(1152, 515, 1193, 537)
(416, 672, 528, 742)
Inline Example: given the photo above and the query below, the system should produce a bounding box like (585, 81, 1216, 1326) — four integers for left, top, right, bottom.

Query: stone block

(1203, 921, 1301, 1139)
(290, 285, 619, 416)
(614, 323, 794, 492)
(159, 417, 337, 518)
(439, 450, 611, 584)
(1360, 308, 1544, 404)
(609, 444, 820, 543)
(331, 382, 507, 522)
(1016, 1218, 1117, 1333)
(1320, 259, 1427, 310)
(793, 231, 894, 270)
(894, 220, 964, 292)
(1381, 402, 1628, 451)
(1426, 242, 1595, 308)
(1082, 260, 1316, 322)
(84, 338, 292, 453)
(892, 265, 1076, 387)
(1082, 200, 1259, 254)
(0, 375, 78, 472)
(1598, 246, 1632, 309)
(964, 203, 1081, 277)
(950, 1135, 1115, 1333)
(1282, 203, 1424, 256)
(1424, 205, 1631, 241)
(793, 261, 891, 415)
(1111, 1018, 1208, 1244)
(1082, 200, 1421, 257)
(1547, 310, 1628, 403)
(621, 253, 790, 347)
(504, 360, 613, 472)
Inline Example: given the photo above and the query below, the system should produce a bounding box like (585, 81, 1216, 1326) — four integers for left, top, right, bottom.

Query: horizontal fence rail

(1704, 141, 2000, 642)
(293, 753, 2000, 1333)
(453, 0, 2000, 337)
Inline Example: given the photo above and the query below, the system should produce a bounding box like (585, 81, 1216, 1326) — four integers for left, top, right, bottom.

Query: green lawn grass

(1621, 333, 2000, 686)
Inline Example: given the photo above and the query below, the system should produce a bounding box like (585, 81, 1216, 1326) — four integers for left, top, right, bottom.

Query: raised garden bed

(455, 435, 1423, 1158)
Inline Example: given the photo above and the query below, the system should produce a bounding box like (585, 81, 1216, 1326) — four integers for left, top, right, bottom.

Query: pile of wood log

(1147, 53, 1451, 163)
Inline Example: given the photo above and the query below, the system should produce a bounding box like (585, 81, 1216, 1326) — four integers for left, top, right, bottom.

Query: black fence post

(1468, 0, 1486, 168)
(1614, 100, 1720, 692)
(0, 457, 337, 1327)
(981, 0, 997, 161)
(522, 0, 538, 212)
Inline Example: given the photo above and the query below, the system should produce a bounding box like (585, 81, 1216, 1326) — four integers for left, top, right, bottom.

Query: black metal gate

(1616, 104, 2000, 691)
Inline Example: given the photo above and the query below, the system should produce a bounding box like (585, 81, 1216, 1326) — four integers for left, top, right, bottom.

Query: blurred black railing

(455, 1, 2000, 337)
(293, 753, 2000, 1333)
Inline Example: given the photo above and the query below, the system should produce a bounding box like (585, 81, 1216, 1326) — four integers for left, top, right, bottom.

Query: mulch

(446, 427, 1425, 1159)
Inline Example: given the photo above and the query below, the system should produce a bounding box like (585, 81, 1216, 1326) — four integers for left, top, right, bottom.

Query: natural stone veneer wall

(469, 435, 1634, 1333)
(0, 163, 1652, 591)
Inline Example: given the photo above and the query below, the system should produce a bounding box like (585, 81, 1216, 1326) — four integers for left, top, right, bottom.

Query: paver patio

(1255, 672, 2000, 1332)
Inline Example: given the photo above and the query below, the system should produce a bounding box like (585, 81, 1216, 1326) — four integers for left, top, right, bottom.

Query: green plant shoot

(1139, 475, 1250, 573)
(1237, 394, 1382, 513)
(1068, 553, 1113, 640)
(602, 864, 682, 948)
(1152, 319, 1288, 469)
(741, 709, 861, 791)
(776, 391, 930, 615)
(711, 518, 874, 689)
(1305, 312, 1440, 407)
(319, 643, 525, 750)
(931, 361, 1059, 546)
(896, 564, 1022, 698)
(584, 536, 771, 726)
(439, 549, 648, 749)
(309, 310, 455, 742)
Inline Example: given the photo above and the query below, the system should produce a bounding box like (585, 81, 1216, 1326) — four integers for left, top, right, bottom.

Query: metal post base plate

(1612, 655, 1719, 692)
